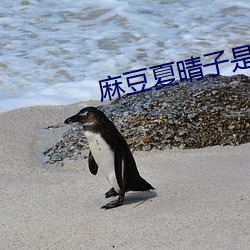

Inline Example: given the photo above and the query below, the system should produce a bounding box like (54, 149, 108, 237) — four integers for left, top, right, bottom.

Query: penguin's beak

(64, 114, 81, 124)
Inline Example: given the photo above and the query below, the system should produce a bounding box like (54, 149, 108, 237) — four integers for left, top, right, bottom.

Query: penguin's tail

(132, 176, 154, 192)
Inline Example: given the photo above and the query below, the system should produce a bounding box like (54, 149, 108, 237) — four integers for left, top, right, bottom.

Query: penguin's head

(65, 107, 109, 129)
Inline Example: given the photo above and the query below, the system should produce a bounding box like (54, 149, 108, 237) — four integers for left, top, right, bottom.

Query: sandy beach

(0, 102, 249, 249)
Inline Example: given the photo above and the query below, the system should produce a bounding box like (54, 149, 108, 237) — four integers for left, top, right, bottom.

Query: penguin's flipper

(88, 151, 98, 175)
(105, 187, 118, 198)
(114, 146, 124, 190)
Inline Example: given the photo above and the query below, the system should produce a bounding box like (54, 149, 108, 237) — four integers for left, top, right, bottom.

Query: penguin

(65, 107, 154, 209)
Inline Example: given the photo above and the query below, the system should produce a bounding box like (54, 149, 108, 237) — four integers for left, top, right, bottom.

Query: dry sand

(0, 102, 249, 250)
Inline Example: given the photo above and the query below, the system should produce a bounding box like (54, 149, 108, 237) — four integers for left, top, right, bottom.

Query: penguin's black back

(99, 116, 154, 192)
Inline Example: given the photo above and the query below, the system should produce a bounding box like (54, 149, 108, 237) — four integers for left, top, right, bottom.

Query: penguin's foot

(105, 187, 118, 198)
(101, 196, 124, 209)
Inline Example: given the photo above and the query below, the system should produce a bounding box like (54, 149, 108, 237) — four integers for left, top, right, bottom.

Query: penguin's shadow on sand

(122, 191, 157, 208)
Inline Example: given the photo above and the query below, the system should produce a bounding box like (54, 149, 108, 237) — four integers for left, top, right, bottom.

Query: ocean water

(0, 0, 249, 112)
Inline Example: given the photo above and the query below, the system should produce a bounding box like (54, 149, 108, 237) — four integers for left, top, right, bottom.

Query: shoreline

(0, 102, 249, 249)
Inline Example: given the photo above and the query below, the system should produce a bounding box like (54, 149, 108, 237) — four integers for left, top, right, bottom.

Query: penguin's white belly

(85, 131, 120, 193)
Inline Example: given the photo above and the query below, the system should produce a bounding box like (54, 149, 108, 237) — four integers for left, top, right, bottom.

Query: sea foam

(0, 0, 249, 112)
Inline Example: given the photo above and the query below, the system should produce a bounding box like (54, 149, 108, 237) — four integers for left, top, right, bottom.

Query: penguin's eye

(79, 112, 88, 119)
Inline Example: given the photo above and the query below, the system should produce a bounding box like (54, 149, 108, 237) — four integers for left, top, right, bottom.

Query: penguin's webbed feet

(105, 187, 118, 198)
(101, 196, 124, 209)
